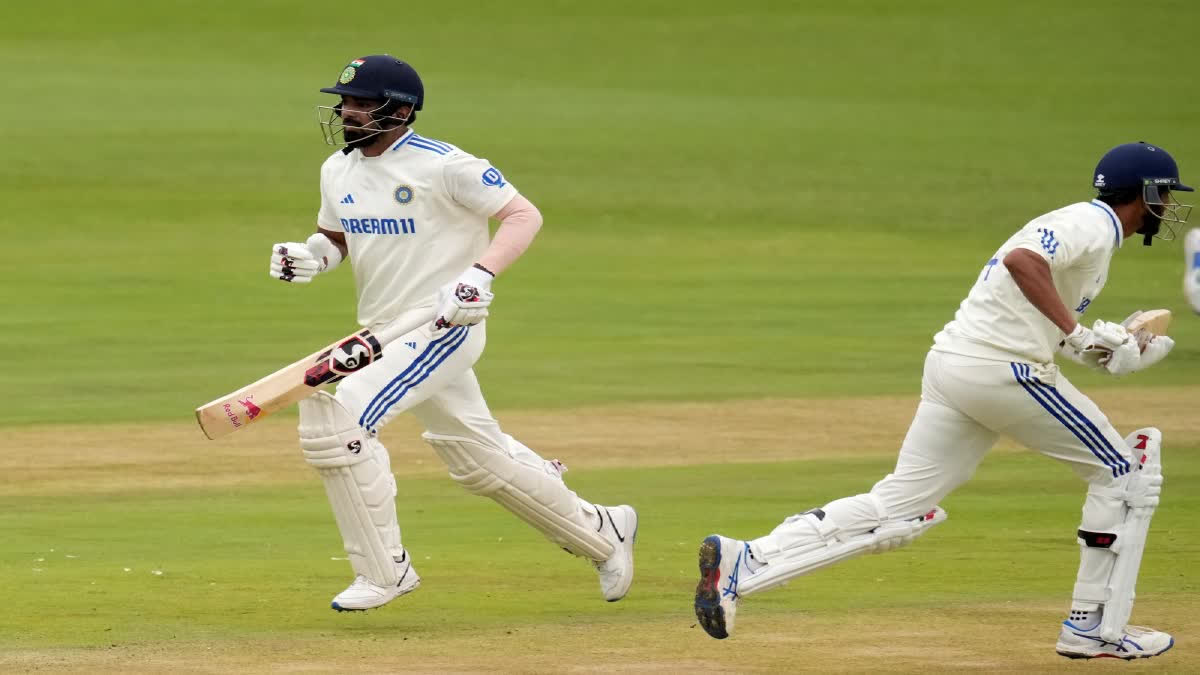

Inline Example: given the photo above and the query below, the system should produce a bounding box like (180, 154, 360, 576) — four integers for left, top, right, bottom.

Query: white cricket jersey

(317, 129, 518, 328)
(932, 200, 1124, 364)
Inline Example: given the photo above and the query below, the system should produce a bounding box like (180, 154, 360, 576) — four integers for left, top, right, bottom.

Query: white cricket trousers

(306, 312, 608, 569)
(334, 311, 535, 460)
(822, 350, 1135, 535)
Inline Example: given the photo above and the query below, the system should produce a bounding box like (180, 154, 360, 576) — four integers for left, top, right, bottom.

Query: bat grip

(370, 310, 436, 348)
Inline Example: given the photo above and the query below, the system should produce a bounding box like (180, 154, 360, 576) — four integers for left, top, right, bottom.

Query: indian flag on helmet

(338, 58, 368, 84)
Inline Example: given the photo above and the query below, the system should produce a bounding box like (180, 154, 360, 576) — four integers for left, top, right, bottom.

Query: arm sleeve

(1008, 219, 1106, 271)
(443, 153, 520, 217)
(476, 195, 544, 275)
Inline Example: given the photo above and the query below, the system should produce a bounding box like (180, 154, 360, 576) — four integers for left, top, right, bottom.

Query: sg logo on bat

(304, 331, 384, 387)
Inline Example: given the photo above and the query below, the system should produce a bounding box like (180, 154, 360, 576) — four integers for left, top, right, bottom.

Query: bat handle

(371, 312, 436, 348)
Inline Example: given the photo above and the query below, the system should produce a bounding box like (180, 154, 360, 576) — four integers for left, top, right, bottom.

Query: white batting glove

(1102, 340, 1141, 376)
(433, 265, 495, 329)
(1137, 335, 1175, 371)
(269, 234, 341, 284)
(1062, 320, 1136, 371)
(270, 242, 321, 283)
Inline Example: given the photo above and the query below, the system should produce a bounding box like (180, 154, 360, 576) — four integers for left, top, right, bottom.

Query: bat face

(195, 329, 383, 439)
(304, 332, 383, 387)
(1125, 309, 1171, 336)
(1124, 309, 1172, 352)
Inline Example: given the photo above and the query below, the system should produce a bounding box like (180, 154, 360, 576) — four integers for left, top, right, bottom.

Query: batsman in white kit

(695, 142, 1192, 659)
(268, 55, 637, 611)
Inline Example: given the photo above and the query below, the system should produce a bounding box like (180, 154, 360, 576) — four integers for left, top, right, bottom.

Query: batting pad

(739, 504, 946, 597)
(300, 391, 402, 586)
(424, 433, 615, 561)
(1078, 427, 1162, 643)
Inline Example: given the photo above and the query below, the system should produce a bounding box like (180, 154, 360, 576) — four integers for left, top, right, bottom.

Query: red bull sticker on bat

(238, 397, 262, 420)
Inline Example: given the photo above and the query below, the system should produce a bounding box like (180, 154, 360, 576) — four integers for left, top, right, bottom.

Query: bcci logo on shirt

(394, 185, 414, 204)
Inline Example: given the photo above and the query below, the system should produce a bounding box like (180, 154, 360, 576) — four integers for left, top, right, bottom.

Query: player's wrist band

(472, 262, 496, 277)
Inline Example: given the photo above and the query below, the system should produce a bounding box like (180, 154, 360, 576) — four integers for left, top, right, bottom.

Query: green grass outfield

(3, 0, 1199, 671)
(3, 0, 1199, 424)
(5, 452, 1200, 661)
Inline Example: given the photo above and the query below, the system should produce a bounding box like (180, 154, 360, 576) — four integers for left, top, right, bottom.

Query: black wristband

(472, 262, 496, 277)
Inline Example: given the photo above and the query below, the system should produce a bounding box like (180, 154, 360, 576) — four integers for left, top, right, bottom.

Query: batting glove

(269, 234, 341, 284)
(1062, 320, 1136, 371)
(1136, 335, 1175, 371)
(1102, 340, 1142, 376)
(433, 265, 495, 329)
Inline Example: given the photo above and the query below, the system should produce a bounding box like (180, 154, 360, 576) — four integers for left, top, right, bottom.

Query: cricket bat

(1123, 309, 1172, 351)
(195, 318, 425, 439)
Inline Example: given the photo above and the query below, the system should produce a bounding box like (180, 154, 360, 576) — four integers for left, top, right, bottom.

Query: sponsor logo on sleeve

(481, 167, 507, 188)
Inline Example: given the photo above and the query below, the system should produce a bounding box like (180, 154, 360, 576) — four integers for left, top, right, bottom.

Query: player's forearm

(1003, 248, 1077, 332)
(476, 195, 543, 276)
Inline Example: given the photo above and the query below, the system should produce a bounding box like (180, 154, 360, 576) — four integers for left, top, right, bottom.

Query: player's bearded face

(342, 112, 382, 148)
(338, 97, 391, 148)
(1140, 187, 1170, 231)
(1136, 186, 1194, 240)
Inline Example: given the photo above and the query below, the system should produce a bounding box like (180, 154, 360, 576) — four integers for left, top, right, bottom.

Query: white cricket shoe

(1185, 228, 1200, 314)
(694, 535, 753, 639)
(1056, 621, 1174, 660)
(331, 554, 421, 612)
(593, 505, 638, 601)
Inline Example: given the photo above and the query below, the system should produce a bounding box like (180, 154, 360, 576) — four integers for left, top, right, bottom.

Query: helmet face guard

(316, 100, 413, 147)
(315, 55, 424, 148)
(1144, 181, 1193, 226)
(1136, 182, 1193, 245)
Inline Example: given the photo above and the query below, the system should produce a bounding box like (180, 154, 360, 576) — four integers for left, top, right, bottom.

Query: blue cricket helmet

(1093, 142, 1193, 245)
(317, 55, 423, 147)
(320, 55, 424, 110)
(1093, 142, 1192, 194)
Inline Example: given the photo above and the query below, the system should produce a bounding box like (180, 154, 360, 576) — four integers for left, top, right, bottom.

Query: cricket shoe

(592, 505, 638, 601)
(1056, 621, 1174, 660)
(331, 554, 421, 612)
(1185, 228, 1200, 314)
(694, 535, 754, 639)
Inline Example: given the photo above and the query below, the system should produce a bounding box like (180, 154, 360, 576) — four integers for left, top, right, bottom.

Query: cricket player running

(268, 55, 637, 611)
(694, 142, 1192, 659)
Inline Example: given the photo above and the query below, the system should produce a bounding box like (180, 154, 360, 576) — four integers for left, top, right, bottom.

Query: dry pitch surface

(4, 388, 1197, 673)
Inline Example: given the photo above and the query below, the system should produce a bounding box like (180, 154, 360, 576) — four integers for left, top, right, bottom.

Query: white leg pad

(424, 432, 615, 561)
(300, 391, 402, 587)
(1077, 428, 1163, 643)
(740, 500, 946, 597)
